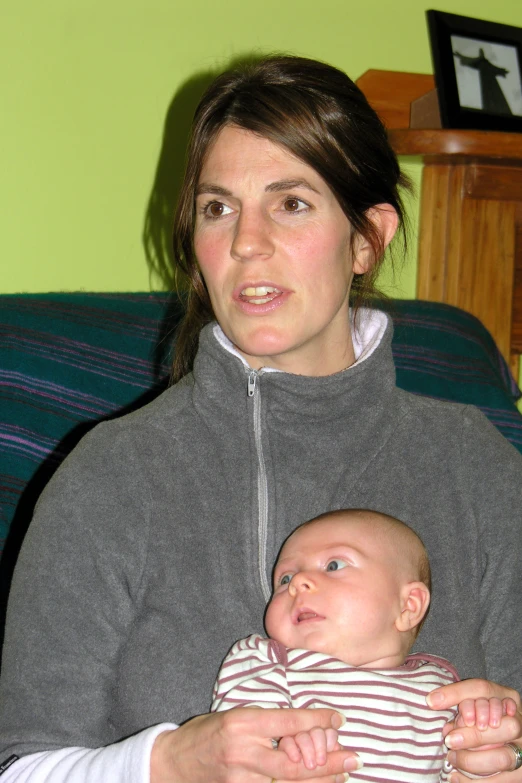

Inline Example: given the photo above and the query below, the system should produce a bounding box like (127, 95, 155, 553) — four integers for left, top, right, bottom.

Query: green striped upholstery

(1, 293, 521, 557)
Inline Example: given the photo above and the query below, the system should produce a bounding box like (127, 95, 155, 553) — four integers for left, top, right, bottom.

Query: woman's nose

(230, 208, 274, 262)
(288, 572, 317, 597)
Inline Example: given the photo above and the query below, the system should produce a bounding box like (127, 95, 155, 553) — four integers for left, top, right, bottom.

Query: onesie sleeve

(211, 635, 292, 711)
(0, 422, 152, 756)
(461, 407, 522, 692)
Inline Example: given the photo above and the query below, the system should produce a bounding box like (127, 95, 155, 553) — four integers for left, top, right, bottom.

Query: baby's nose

(288, 573, 315, 595)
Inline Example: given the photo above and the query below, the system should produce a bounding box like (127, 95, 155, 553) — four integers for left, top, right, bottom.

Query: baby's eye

(326, 559, 347, 572)
(203, 201, 233, 219)
(282, 197, 308, 213)
(279, 573, 293, 586)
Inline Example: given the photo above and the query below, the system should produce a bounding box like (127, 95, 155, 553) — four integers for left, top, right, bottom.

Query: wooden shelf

(389, 128, 522, 162)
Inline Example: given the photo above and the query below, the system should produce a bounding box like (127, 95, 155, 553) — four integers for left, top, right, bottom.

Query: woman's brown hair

(171, 55, 410, 382)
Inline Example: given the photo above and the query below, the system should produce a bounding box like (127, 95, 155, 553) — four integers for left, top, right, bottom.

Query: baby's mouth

(240, 286, 282, 304)
(297, 611, 319, 623)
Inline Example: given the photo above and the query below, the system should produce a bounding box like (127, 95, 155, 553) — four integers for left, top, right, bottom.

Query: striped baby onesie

(212, 634, 459, 783)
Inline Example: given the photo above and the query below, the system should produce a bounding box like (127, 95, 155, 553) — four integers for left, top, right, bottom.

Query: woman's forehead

(198, 125, 319, 185)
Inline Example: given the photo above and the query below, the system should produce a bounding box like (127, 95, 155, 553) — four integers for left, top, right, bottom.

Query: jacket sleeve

(212, 635, 292, 711)
(0, 422, 154, 755)
(0, 725, 177, 783)
(462, 407, 522, 692)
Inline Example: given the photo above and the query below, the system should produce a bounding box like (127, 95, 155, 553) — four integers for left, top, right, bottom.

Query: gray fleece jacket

(0, 310, 521, 760)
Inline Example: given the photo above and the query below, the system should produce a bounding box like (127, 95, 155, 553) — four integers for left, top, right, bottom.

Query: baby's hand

(278, 727, 341, 770)
(456, 697, 518, 731)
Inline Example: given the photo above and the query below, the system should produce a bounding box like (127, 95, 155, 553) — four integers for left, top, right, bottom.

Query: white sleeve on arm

(0, 724, 177, 783)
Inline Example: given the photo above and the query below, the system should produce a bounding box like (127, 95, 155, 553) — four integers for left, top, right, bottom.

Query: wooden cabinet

(357, 71, 522, 375)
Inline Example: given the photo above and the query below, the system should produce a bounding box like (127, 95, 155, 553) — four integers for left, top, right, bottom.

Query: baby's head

(265, 509, 431, 668)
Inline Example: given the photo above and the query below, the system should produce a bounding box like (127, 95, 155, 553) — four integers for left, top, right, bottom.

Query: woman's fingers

(447, 742, 522, 779)
(236, 708, 360, 780)
(255, 707, 347, 737)
(451, 772, 522, 783)
(261, 747, 362, 781)
(150, 709, 359, 783)
(277, 775, 349, 783)
(428, 679, 521, 711)
(445, 717, 522, 751)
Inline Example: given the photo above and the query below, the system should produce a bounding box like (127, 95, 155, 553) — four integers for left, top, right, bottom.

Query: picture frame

(427, 10, 522, 132)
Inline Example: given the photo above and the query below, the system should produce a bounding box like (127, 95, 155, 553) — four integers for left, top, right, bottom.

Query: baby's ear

(395, 582, 431, 633)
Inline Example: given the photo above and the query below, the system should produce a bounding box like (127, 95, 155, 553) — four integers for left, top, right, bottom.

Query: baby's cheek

(265, 597, 284, 639)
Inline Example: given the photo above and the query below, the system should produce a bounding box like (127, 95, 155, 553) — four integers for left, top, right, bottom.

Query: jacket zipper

(247, 370, 271, 602)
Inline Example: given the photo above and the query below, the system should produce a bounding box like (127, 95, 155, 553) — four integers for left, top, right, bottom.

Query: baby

(212, 509, 515, 782)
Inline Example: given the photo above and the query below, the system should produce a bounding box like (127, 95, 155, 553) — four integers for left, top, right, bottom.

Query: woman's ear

(352, 203, 399, 275)
(395, 582, 431, 634)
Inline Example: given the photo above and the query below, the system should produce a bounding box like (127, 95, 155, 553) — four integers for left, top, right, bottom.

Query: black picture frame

(427, 10, 522, 132)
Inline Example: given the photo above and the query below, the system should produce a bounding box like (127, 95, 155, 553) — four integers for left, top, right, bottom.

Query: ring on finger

(271, 738, 279, 750)
(506, 743, 522, 771)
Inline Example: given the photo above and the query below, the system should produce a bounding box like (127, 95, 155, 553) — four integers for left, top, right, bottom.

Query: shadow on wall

(142, 68, 217, 291)
(142, 53, 268, 291)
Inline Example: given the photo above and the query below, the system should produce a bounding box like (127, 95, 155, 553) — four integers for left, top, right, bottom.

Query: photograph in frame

(427, 10, 522, 132)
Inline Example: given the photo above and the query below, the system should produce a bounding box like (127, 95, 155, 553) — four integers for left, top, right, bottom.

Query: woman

(0, 55, 521, 783)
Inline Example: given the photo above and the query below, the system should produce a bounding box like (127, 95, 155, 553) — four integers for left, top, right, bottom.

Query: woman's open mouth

(240, 286, 282, 305)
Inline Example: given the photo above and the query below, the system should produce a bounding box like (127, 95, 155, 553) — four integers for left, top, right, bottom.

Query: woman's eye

(203, 201, 233, 219)
(282, 197, 308, 213)
(326, 559, 347, 572)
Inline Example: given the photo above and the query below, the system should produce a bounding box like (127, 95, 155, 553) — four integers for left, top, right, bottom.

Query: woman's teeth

(241, 286, 281, 304)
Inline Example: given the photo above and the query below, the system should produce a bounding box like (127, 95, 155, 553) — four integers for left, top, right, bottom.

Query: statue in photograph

(454, 47, 512, 115)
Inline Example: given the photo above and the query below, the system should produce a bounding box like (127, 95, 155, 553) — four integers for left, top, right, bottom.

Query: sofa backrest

(1, 293, 521, 564)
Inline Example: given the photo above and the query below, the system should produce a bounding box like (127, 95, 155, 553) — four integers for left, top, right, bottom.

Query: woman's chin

(233, 332, 296, 370)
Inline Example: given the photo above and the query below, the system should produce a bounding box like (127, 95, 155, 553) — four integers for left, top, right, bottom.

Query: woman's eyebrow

(195, 183, 232, 197)
(265, 178, 320, 194)
(195, 179, 320, 198)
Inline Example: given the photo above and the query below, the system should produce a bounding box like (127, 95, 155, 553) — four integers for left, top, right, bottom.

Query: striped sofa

(1, 292, 521, 578)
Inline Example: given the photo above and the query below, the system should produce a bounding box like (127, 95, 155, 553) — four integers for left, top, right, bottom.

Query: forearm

(0, 724, 177, 783)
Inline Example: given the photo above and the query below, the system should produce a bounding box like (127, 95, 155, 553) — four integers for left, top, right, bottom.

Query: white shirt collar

(212, 307, 388, 374)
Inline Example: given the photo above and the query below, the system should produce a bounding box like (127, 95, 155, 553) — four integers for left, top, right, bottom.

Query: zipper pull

(247, 370, 257, 397)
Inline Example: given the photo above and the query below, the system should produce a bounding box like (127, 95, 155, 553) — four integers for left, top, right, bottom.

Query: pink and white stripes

(212, 634, 459, 783)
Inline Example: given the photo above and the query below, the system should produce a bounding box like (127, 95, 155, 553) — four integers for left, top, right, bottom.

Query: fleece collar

(212, 308, 388, 374)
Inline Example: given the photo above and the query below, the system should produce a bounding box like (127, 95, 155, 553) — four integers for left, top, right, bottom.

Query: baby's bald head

(299, 509, 430, 589)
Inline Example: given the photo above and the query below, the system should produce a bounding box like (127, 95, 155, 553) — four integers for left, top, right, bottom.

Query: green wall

(2, 0, 522, 296)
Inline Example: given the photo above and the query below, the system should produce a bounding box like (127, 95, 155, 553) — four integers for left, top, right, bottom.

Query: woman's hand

(427, 679, 522, 781)
(150, 708, 361, 783)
